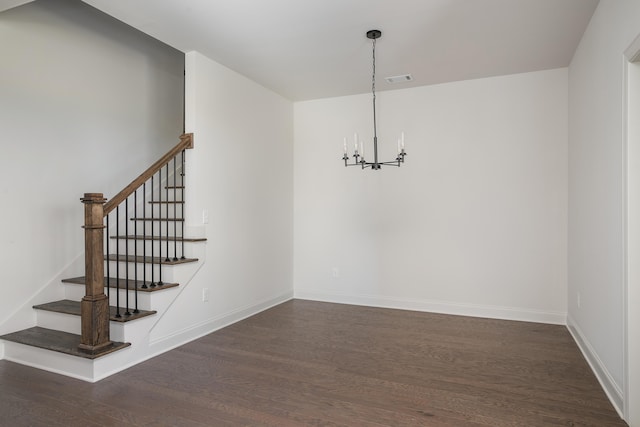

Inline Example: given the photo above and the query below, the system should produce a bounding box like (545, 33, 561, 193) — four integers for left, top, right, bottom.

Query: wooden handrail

(103, 133, 194, 215)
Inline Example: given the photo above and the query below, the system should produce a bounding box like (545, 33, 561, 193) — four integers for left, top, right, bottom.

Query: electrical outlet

(332, 267, 339, 278)
(202, 288, 210, 302)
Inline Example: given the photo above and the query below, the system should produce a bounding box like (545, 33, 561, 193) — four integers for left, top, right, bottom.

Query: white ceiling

(0, 0, 31, 12)
(7, 0, 600, 101)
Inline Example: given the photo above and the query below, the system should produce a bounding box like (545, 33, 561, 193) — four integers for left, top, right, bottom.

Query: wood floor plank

(0, 300, 627, 426)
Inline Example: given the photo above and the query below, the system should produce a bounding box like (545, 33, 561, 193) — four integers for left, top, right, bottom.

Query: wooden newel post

(79, 193, 112, 353)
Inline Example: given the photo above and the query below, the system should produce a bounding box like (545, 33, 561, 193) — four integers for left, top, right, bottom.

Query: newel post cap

(81, 193, 107, 203)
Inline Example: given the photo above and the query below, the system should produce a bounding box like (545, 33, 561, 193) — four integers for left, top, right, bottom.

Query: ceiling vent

(385, 74, 413, 84)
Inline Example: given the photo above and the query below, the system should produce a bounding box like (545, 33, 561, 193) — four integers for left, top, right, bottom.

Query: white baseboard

(150, 289, 294, 349)
(566, 314, 624, 418)
(294, 289, 567, 325)
(91, 290, 294, 382)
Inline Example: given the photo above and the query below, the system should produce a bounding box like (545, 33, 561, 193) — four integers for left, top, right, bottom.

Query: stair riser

(108, 217, 185, 234)
(2, 342, 95, 381)
(63, 284, 154, 310)
(106, 242, 188, 262)
(108, 241, 197, 260)
(104, 263, 176, 284)
(63, 283, 87, 301)
(34, 311, 131, 342)
(36, 311, 80, 335)
(110, 316, 155, 342)
(108, 290, 155, 311)
(62, 284, 180, 310)
(108, 228, 186, 239)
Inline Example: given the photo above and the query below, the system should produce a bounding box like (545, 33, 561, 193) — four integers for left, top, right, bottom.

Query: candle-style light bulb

(401, 132, 405, 150)
(354, 132, 359, 154)
(343, 137, 348, 154)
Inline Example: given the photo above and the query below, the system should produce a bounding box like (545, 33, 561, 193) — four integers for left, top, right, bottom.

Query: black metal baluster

(173, 157, 178, 261)
(165, 163, 170, 262)
(115, 206, 121, 318)
(158, 168, 163, 286)
(181, 149, 185, 259)
(133, 190, 139, 313)
(150, 175, 156, 288)
(142, 182, 148, 289)
(105, 215, 110, 299)
(125, 197, 131, 316)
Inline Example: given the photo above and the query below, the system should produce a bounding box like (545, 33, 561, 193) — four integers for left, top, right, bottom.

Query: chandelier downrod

(342, 29, 406, 170)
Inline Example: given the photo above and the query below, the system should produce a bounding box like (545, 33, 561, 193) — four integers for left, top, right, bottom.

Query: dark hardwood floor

(0, 300, 627, 426)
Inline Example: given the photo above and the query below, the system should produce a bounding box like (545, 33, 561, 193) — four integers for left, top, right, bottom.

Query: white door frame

(623, 33, 640, 425)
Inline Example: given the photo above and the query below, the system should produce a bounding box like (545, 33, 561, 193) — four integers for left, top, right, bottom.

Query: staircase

(0, 133, 206, 381)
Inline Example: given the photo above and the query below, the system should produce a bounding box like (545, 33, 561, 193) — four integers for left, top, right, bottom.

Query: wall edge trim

(566, 314, 624, 418)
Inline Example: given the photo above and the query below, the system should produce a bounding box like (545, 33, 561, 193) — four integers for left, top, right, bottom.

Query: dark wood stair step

(33, 299, 156, 323)
(0, 327, 129, 360)
(105, 254, 198, 265)
(130, 217, 184, 221)
(110, 235, 206, 242)
(62, 276, 179, 291)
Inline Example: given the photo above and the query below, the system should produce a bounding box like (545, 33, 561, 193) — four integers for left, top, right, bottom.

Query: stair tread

(105, 255, 198, 265)
(33, 299, 157, 323)
(62, 276, 179, 291)
(0, 327, 130, 360)
(110, 235, 206, 242)
(130, 217, 185, 221)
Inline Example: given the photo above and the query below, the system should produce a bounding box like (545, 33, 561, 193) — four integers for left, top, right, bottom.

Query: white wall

(0, 0, 183, 333)
(148, 51, 293, 344)
(294, 69, 568, 324)
(568, 0, 640, 420)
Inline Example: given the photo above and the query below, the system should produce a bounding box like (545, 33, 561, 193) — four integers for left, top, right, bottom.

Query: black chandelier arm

(342, 151, 406, 168)
(343, 155, 366, 168)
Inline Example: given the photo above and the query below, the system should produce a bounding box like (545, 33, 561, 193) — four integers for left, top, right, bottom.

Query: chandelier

(342, 29, 407, 170)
